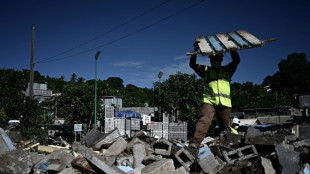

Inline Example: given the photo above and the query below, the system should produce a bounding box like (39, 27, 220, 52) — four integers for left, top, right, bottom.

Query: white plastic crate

(105, 118, 115, 133)
(105, 106, 114, 118)
(131, 118, 141, 130)
(115, 118, 125, 133)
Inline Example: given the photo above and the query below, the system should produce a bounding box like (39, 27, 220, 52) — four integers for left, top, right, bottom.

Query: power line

(13, 0, 205, 68)
(34, 0, 172, 65)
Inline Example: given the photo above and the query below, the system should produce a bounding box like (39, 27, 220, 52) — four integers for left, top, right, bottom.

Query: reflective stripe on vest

(230, 127, 238, 134)
(203, 66, 232, 107)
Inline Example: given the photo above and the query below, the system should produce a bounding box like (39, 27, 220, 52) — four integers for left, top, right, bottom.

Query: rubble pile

(1, 125, 310, 174)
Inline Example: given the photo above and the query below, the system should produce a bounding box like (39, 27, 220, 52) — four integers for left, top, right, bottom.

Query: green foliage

(263, 53, 310, 95)
(153, 72, 204, 136)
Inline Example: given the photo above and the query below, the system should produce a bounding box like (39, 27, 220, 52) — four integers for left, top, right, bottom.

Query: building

(24, 83, 52, 103)
(102, 96, 122, 108)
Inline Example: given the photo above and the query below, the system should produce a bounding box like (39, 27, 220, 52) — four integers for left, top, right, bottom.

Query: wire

(13, 0, 205, 68)
(35, 0, 172, 64)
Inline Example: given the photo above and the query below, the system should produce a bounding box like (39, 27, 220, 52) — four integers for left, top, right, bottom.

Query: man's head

(209, 54, 223, 68)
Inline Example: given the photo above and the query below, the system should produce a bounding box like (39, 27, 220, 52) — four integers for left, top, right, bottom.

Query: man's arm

(226, 51, 240, 77)
(189, 43, 205, 78)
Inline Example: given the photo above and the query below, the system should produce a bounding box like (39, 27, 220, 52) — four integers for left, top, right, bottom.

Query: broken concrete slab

(197, 147, 224, 173)
(222, 145, 258, 164)
(0, 128, 16, 155)
(47, 149, 74, 172)
(245, 127, 263, 139)
(220, 131, 241, 146)
(72, 142, 126, 174)
(133, 143, 146, 168)
(293, 139, 310, 148)
(71, 156, 99, 174)
(83, 127, 103, 147)
(260, 157, 276, 174)
(116, 154, 134, 167)
(0, 149, 33, 174)
(275, 143, 300, 174)
(174, 148, 195, 171)
(141, 158, 174, 174)
(92, 128, 120, 151)
(153, 139, 172, 156)
(103, 137, 128, 156)
(170, 166, 188, 174)
(58, 167, 79, 174)
(143, 154, 162, 166)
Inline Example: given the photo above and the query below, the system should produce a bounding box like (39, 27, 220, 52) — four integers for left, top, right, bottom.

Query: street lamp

(158, 72, 163, 122)
(94, 51, 100, 127)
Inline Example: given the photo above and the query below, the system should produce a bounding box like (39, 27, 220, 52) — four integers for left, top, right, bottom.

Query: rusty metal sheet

(228, 32, 250, 48)
(207, 35, 225, 53)
(216, 33, 238, 51)
(195, 36, 213, 55)
(237, 30, 262, 46)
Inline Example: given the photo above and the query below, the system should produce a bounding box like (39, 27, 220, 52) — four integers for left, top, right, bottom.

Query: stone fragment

(103, 137, 128, 156)
(83, 127, 103, 147)
(0, 149, 32, 174)
(92, 128, 120, 150)
(141, 158, 174, 174)
(170, 166, 188, 174)
(116, 154, 134, 167)
(58, 167, 78, 174)
(153, 139, 172, 156)
(71, 156, 99, 174)
(133, 143, 146, 167)
(47, 149, 74, 172)
(197, 147, 224, 173)
(72, 142, 126, 174)
(260, 157, 276, 174)
(275, 143, 300, 174)
(293, 139, 310, 148)
(245, 127, 263, 139)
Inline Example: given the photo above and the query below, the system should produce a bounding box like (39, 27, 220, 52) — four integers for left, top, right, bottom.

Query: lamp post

(94, 51, 100, 127)
(158, 72, 163, 122)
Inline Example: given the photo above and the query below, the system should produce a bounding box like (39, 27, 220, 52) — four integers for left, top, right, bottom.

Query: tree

(263, 53, 310, 95)
(153, 72, 204, 137)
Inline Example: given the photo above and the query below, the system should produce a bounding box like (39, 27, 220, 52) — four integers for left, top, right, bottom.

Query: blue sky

(1, 0, 309, 88)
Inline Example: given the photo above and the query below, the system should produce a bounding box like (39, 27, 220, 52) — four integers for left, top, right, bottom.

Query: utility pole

(94, 51, 100, 127)
(29, 24, 35, 98)
(158, 72, 163, 122)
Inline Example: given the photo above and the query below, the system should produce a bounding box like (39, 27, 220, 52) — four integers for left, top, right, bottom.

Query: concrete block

(154, 139, 172, 156)
(116, 154, 134, 167)
(197, 147, 224, 173)
(72, 142, 126, 174)
(275, 143, 300, 174)
(47, 149, 74, 172)
(58, 167, 77, 174)
(84, 127, 103, 147)
(299, 163, 310, 174)
(170, 166, 189, 174)
(245, 127, 263, 139)
(92, 128, 120, 150)
(71, 156, 99, 174)
(222, 145, 258, 164)
(293, 139, 310, 148)
(220, 131, 241, 146)
(141, 158, 175, 174)
(0, 128, 16, 155)
(0, 149, 33, 174)
(260, 157, 276, 174)
(143, 154, 162, 165)
(103, 137, 128, 156)
(133, 143, 146, 167)
(174, 148, 195, 171)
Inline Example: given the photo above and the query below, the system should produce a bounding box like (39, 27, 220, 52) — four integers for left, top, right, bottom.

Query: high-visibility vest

(203, 66, 231, 107)
(230, 127, 239, 134)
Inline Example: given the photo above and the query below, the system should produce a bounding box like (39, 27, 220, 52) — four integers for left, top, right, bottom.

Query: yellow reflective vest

(203, 66, 231, 107)
(230, 127, 239, 134)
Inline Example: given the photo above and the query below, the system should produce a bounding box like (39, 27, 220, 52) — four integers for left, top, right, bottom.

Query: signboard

(74, 124, 82, 132)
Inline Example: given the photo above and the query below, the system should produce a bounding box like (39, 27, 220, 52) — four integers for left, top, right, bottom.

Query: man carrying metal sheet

(188, 43, 240, 149)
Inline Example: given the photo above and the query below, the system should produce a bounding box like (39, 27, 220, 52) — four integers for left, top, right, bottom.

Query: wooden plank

(207, 35, 225, 53)
(195, 36, 213, 55)
(236, 30, 262, 46)
(216, 33, 238, 51)
(228, 32, 250, 48)
(23, 143, 40, 151)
